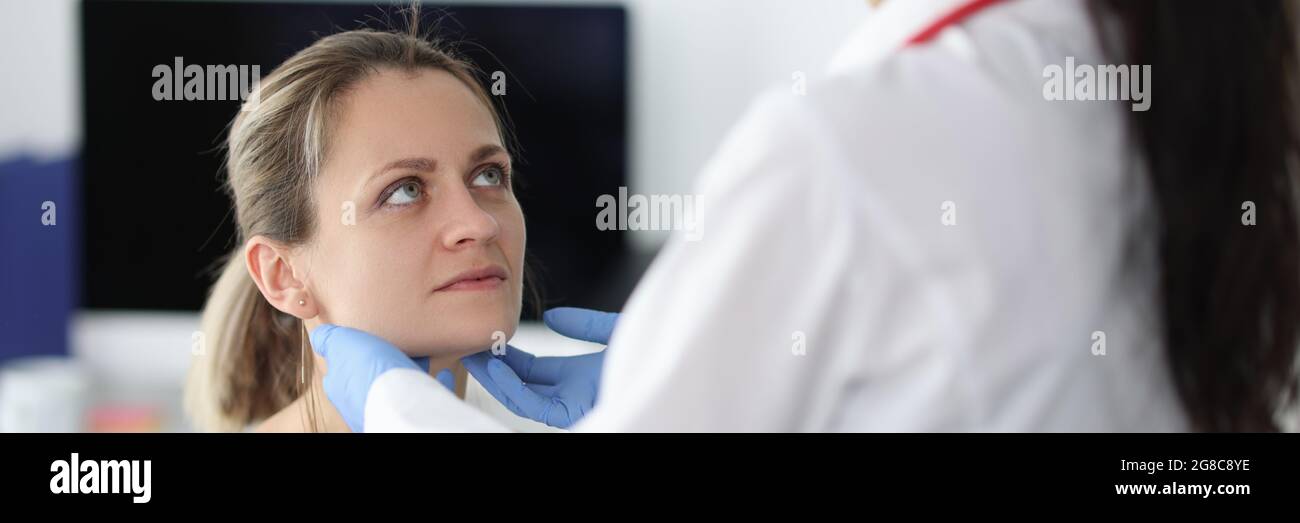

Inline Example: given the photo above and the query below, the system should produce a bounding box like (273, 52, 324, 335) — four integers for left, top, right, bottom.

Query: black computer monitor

(81, 1, 630, 316)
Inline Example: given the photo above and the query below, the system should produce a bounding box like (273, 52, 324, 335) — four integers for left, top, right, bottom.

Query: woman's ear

(244, 235, 319, 319)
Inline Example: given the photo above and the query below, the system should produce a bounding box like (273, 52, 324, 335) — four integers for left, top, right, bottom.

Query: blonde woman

(183, 21, 530, 432)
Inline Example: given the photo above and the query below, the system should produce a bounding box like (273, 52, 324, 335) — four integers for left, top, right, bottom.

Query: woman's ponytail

(183, 250, 305, 431)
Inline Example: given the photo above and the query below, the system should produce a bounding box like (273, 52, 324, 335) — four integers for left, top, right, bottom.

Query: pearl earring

(298, 299, 306, 306)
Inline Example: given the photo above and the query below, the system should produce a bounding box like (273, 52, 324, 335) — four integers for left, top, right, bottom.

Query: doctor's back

(582, 0, 1300, 432)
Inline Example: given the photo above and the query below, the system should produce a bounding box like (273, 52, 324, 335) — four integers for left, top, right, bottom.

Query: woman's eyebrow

(361, 157, 437, 193)
(469, 144, 508, 164)
(360, 146, 505, 191)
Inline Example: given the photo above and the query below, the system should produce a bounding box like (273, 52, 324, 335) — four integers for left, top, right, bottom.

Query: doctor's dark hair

(183, 11, 517, 432)
(1091, 0, 1300, 431)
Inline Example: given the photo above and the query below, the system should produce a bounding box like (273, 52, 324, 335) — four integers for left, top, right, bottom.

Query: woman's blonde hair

(184, 10, 507, 432)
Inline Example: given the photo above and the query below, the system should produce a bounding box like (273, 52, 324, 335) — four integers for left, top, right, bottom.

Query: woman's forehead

(324, 68, 503, 177)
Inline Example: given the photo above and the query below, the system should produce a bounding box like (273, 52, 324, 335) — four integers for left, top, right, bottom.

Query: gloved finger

(435, 369, 455, 391)
(525, 383, 559, 397)
(544, 400, 581, 429)
(412, 357, 432, 373)
(310, 324, 406, 363)
(519, 382, 577, 427)
(461, 351, 507, 402)
(486, 358, 557, 423)
(523, 356, 567, 386)
(543, 307, 619, 345)
(498, 344, 536, 382)
(525, 351, 602, 386)
(308, 324, 341, 359)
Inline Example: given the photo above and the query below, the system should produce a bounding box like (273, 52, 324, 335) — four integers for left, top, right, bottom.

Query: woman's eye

(384, 180, 423, 206)
(471, 166, 506, 187)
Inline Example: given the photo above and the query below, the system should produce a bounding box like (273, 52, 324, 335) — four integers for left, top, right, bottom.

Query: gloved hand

(462, 307, 617, 429)
(310, 324, 455, 432)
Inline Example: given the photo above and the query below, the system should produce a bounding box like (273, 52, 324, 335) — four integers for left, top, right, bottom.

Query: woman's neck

(264, 317, 470, 432)
(295, 348, 467, 431)
(257, 351, 466, 433)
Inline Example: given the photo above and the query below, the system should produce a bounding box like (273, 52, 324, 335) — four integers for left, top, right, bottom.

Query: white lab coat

(366, 0, 1190, 432)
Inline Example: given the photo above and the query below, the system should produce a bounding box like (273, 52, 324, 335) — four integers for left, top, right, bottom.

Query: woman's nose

(437, 186, 500, 250)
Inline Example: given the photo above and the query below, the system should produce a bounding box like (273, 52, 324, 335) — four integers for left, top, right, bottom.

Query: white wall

(0, 0, 868, 250)
(625, 0, 866, 247)
(0, 0, 80, 160)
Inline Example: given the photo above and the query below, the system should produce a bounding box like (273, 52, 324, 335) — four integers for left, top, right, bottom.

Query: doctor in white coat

(311, 0, 1300, 432)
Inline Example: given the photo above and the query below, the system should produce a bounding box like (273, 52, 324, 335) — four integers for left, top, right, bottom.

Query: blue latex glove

(462, 307, 617, 428)
(310, 324, 455, 432)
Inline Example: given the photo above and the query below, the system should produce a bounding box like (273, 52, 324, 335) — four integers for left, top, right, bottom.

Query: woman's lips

(440, 276, 504, 292)
(434, 266, 508, 292)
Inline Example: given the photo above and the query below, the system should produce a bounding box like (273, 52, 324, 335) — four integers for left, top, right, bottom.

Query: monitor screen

(81, 1, 629, 317)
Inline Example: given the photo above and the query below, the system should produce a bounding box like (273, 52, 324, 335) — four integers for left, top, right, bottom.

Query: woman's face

(299, 67, 524, 359)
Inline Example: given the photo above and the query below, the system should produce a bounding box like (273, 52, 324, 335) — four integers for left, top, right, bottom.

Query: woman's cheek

(500, 202, 527, 276)
(320, 231, 404, 327)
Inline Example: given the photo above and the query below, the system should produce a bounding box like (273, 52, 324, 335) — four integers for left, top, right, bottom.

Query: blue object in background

(0, 154, 79, 364)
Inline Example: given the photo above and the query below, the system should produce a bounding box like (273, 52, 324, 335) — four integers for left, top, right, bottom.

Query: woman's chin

(402, 344, 486, 361)
(397, 318, 518, 359)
